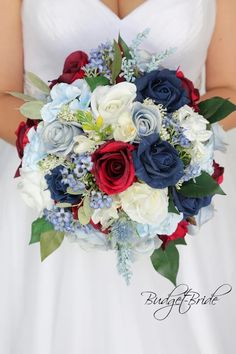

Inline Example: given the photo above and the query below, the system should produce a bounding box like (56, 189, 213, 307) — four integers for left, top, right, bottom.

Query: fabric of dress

(0, 0, 235, 353)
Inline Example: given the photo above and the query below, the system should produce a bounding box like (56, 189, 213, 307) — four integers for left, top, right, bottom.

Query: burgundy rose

(212, 161, 224, 185)
(90, 219, 110, 235)
(159, 220, 189, 249)
(15, 119, 38, 177)
(91, 141, 136, 195)
(176, 70, 200, 111)
(50, 51, 88, 87)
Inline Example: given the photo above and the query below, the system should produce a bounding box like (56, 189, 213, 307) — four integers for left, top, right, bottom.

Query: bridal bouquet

(12, 30, 235, 284)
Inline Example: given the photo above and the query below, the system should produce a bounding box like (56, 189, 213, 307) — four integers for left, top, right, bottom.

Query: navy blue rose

(134, 69, 190, 112)
(172, 188, 212, 217)
(132, 133, 184, 189)
(45, 165, 82, 204)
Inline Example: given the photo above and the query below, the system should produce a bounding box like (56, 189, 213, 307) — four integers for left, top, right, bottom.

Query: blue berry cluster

(61, 153, 93, 192)
(89, 191, 113, 209)
(44, 207, 74, 233)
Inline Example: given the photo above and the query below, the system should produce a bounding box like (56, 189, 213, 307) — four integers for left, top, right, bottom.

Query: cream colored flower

(120, 182, 168, 225)
(91, 82, 136, 126)
(113, 111, 137, 142)
(73, 135, 97, 154)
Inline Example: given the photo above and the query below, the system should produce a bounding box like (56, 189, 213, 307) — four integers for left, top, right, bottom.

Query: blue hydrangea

(85, 42, 113, 77)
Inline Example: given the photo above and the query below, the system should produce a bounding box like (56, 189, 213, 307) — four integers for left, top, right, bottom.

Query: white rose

(91, 82, 137, 125)
(113, 111, 137, 142)
(73, 135, 97, 154)
(176, 105, 212, 143)
(18, 169, 53, 213)
(120, 183, 168, 225)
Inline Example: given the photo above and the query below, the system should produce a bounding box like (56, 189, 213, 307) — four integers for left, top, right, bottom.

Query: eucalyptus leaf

(111, 40, 122, 83)
(179, 172, 226, 198)
(151, 242, 179, 286)
(56, 202, 72, 208)
(20, 100, 44, 120)
(30, 217, 54, 245)
(40, 230, 64, 261)
(66, 187, 85, 195)
(83, 195, 92, 219)
(26, 72, 50, 94)
(118, 34, 132, 60)
(78, 207, 90, 225)
(7, 91, 37, 102)
(199, 97, 236, 124)
(85, 76, 110, 91)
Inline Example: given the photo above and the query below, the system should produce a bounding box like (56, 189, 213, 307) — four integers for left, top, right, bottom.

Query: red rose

(176, 70, 200, 111)
(212, 161, 224, 185)
(50, 51, 88, 87)
(15, 119, 38, 177)
(159, 220, 189, 249)
(91, 141, 136, 195)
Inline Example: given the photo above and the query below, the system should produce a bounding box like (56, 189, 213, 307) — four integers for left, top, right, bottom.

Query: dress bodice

(22, 0, 216, 87)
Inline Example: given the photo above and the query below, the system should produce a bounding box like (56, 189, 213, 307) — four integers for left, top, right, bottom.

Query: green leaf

(66, 187, 85, 195)
(26, 72, 50, 95)
(118, 34, 132, 60)
(179, 172, 226, 198)
(111, 40, 122, 83)
(30, 217, 54, 245)
(168, 193, 180, 214)
(7, 91, 37, 102)
(20, 100, 44, 119)
(40, 230, 64, 261)
(151, 243, 179, 285)
(83, 195, 92, 218)
(173, 238, 187, 246)
(55, 202, 72, 208)
(85, 76, 110, 91)
(199, 97, 236, 124)
(78, 207, 90, 225)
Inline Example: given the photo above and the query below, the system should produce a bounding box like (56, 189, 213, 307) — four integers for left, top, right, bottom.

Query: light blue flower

(41, 79, 91, 123)
(136, 212, 183, 237)
(22, 123, 47, 170)
(132, 102, 162, 140)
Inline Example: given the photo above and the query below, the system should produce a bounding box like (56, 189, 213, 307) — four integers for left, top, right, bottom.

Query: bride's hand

(0, 0, 24, 145)
(204, 0, 236, 131)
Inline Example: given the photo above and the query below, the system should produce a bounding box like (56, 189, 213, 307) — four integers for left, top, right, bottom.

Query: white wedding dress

(0, 1, 235, 353)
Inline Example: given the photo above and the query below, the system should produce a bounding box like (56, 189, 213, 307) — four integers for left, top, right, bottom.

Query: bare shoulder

(206, 0, 236, 91)
(0, 0, 23, 92)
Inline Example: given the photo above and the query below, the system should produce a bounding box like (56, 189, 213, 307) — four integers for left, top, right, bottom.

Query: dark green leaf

(40, 230, 64, 261)
(30, 217, 54, 245)
(168, 193, 180, 214)
(151, 243, 179, 285)
(85, 76, 110, 91)
(199, 97, 236, 124)
(111, 40, 122, 83)
(118, 34, 132, 60)
(179, 172, 226, 198)
(173, 238, 187, 246)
